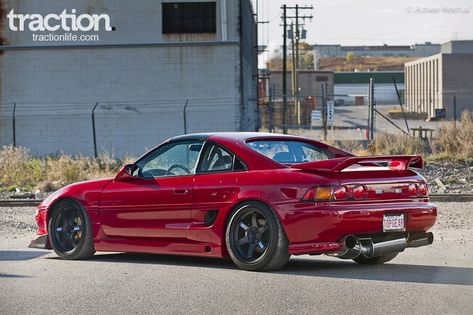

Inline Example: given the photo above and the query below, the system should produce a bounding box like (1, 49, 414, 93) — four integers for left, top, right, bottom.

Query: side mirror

(114, 164, 138, 181)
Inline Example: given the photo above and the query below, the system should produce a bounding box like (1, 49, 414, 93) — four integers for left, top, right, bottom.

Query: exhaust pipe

(330, 235, 362, 259)
(408, 232, 434, 248)
(333, 232, 434, 259)
(366, 238, 406, 257)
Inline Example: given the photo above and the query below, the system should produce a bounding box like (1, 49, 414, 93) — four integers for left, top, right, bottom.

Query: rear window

(247, 140, 329, 164)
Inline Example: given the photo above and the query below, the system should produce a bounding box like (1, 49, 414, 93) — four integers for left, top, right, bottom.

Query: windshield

(247, 140, 329, 164)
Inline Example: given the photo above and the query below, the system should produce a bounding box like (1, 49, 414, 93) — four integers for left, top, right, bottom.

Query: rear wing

(291, 155, 424, 172)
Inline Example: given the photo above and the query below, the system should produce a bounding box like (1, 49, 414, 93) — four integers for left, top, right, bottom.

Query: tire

(225, 201, 290, 271)
(353, 252, 399, 265)
(48, 199, 95, 260)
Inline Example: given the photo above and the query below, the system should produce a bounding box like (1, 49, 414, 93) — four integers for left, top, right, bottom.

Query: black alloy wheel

(48, 200, 95, 260)
(226, 201, 290, 271)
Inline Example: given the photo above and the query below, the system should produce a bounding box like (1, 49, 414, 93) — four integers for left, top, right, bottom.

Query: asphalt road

(1, 202, 472, 314)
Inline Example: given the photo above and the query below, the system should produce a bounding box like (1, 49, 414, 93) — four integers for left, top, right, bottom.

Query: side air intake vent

(204, 210, 218, 226)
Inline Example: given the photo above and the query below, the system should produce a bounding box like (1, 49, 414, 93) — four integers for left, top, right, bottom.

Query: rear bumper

(28, 234, 50, 249)
(281, 200, 437, 255)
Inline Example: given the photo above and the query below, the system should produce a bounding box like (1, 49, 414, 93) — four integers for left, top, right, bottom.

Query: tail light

(302, 185, 367, 201)
(407, 183, 429, 197)
(407, 183, 418, 197)
(302, 186, 333, 201)
(418, 183, 428, 197)
(332, 186, 348, 200)
(351, 185, 368, 199)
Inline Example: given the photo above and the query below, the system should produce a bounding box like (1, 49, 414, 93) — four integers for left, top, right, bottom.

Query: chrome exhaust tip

(330, 235, 362, 259)
(408, 232, 434, 248)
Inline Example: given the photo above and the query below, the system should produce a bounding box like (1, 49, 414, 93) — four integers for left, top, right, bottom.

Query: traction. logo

(7, 9, 113, 32)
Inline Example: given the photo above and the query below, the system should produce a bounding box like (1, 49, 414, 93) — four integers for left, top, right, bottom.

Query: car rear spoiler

(291, 155, 424, 172)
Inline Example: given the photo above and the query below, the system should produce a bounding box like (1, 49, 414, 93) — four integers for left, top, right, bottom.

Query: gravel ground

(1, 202, 472, 314)
(420, 162, 473, 194)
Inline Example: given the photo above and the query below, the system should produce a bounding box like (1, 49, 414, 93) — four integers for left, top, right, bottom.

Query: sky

(252, 0, 473, 63)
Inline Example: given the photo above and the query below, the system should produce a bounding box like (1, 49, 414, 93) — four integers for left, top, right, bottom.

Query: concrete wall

(334, 83, 404, 106)
(0, 0, 257, 156)
(441, 40, 473, 54)
(405, 53, 473, 119)
(442, 53, 473, 118)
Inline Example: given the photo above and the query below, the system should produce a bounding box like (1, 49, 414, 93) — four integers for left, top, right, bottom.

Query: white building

(0, 0, 257, 156)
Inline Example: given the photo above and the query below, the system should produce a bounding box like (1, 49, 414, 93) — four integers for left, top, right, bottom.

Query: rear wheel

(353, 252, 399, 265)
(225, 201, 290, 271)
(48, 199, 95, 260)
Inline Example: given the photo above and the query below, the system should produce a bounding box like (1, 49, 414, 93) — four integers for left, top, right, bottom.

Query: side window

(199, 143, 247, 173)
(300, 144, 329, 162)
(135, 141, 204, 178)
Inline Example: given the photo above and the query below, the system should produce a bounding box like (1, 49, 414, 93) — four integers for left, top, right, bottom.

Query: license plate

(383, 214, 405, 232)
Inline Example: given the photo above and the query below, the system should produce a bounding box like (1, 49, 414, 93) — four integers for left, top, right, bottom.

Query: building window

(162, 2, 217, 34)
(316, 76, 328, 82)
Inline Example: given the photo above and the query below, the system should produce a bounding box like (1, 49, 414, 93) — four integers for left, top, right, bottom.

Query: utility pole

(295, 5, 300, 127)
(453, 94, 457, 126)
(368, 78, 375, 140)
(281, 4, 313, 133)
(269, 85, 274, 133)
(282, 5, 288, 134)
(322, 83, 328, 141)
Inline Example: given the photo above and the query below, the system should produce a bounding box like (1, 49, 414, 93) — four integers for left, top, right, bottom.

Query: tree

(346, 51, 355, 62)
(266, 41, 314, 70)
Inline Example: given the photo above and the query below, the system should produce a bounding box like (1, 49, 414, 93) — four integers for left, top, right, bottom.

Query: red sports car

(30, 132, 437, 271)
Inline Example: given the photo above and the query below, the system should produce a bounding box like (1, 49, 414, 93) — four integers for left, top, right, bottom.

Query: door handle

(173, 188, 189, 195)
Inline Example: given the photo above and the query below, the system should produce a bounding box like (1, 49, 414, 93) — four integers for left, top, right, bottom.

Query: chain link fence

(0, 99, 241, 157)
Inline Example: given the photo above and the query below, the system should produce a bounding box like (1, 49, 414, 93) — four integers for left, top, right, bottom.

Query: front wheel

(48, 199, 95, 260)
(225, 202, 290, 271)
(353, 252, 399, 265)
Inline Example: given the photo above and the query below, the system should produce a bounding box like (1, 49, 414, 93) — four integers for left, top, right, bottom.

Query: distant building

(313, 42, 440, 58)
(0, 0, 257, 156)
(267, 70, 334, 101)
(258, 70, 334, 127)
(405, 40, 473, 119)
(334, 71, 404, 106)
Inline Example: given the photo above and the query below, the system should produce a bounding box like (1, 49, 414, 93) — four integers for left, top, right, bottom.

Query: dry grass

(319, 56, 418, 71)
(1, 113, 472, 193)
(366, 111, 473, 162)
(328, 111, 473, 163)
(431, 111, 473, 161)
(0, 147, 123, 192)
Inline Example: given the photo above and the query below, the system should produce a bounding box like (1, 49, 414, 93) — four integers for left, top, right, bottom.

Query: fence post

(453, 94, 457, 126)
(322, 83, 328, 141)
(91, 102, 99, 158)
(183, 100, 189, 134)
(269, 85, 274, 133)
(368, 78, 375, 140)
(12, 103, 17, 147)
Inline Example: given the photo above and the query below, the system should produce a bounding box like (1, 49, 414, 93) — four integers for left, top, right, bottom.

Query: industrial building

(405, 40, 473, 119)
(258, 70, 334, 128)
(334, 71, 404, 106)
(0, 0, 257, 156)
(313, 42, 440, 58)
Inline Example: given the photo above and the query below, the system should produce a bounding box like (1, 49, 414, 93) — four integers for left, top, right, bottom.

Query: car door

(99, 140, 204, 239)
(191, 142, 247, 226)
